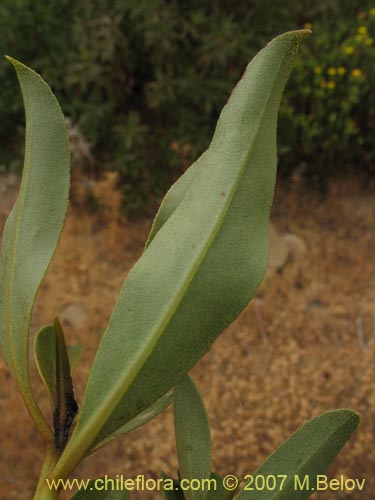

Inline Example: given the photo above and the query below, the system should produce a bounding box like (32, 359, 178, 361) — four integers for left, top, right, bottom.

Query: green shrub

(0, 1, 373, 211)
(279, 4, 375, 179)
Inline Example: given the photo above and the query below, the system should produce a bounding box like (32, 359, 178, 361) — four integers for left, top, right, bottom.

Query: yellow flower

(370, 8, 375, 16)
(351, 69, 362, 77)
(358, 26, 368, 35)
(327, 81, 336, 89)
(327, 68, 337, 76)
(355, 34, 363, 42)
(366, 37, 373, 45)
(314, 66, 322, 74)
(344, 46, 355, 54)
(304, 23, 313, 30)
(337, 67, 346, 75)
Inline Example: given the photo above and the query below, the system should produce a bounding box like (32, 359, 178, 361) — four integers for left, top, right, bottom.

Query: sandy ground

(0, 172, 374, 499)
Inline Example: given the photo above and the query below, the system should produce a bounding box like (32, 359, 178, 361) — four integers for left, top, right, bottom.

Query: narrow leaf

(34, 324, 82, 404)
(174, 376, 211, 500)
(51, 319, 79, 450)
(236, 409, 359, 499)
(55, 31, 310, 474)
(70, 480, 130, 499)
(0, 57, 70, 440)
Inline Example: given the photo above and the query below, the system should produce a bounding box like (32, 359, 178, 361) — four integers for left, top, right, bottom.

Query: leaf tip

(297, 28, 312, 38)
(324, 408, 360, 439)
(5, 54, 18, 65)
(331, 408, 360, 421)
(4, 55, 27, 75)
(339, 408, 360, 426)
(282, 28, 312, 47)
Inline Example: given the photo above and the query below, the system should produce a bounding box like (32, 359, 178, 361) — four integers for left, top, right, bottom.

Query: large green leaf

(54, 30, 310, 476)
(0, 57, 70, 441)
(174, 376, 211, 500)
(236, 409, 359, 499)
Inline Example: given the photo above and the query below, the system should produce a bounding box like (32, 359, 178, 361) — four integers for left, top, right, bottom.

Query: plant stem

(33, 445, 60, 500)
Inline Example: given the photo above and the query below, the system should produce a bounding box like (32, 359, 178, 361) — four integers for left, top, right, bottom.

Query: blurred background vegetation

(0, 0, 374, 212)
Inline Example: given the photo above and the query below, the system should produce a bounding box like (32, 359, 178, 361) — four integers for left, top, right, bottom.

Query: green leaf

(174, 376, 211, 500)
(34, 324, 82, 404)
(54, 30, 310, 475)
(236, 409, 359, 499)
(34, 319, 79, 449)
(70, 480, 130, 499)
(0, 57, 70, 441)
(34, 325, 58, 404)
(52, 318, 78, 450)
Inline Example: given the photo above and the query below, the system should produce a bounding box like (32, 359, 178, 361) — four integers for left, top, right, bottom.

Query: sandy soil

(0, 172, 374, 499)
